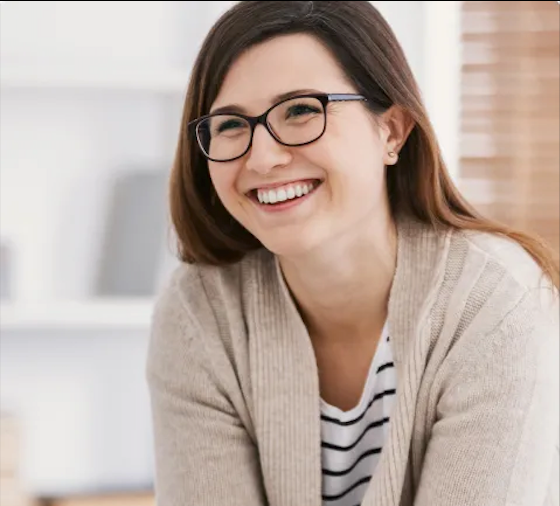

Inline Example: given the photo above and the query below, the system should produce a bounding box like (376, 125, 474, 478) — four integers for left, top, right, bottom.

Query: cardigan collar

(242, 213, 452, 505)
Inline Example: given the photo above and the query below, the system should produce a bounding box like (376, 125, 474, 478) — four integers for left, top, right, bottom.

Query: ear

(378, 106, 415, 165)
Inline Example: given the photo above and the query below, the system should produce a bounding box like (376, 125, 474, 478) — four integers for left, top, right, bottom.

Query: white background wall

(0, 0, 461, 497)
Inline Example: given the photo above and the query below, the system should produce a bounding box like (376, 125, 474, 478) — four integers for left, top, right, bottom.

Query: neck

(278, 214, 398, 343)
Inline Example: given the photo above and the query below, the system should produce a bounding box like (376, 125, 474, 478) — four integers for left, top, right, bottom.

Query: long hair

(168, 0, 559, 288)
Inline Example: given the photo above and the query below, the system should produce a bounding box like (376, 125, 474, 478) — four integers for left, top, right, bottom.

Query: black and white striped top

(320, 323, 396, 506)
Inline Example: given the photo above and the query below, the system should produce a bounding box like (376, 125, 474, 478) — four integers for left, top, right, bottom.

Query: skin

(208, 33, 413, 410)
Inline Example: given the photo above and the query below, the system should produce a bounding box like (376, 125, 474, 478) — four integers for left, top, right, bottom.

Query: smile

(250, 179, 322, 205)
(246, 179, 323, 214)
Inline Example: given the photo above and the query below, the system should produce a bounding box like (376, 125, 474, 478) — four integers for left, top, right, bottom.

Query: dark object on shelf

(0, 242, 13, 300)
(94, 169, 168, 297)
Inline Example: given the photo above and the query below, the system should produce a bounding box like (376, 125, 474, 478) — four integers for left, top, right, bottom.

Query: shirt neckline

(319, 321, 391, 421)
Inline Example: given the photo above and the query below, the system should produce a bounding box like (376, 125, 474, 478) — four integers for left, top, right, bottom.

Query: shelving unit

(0, 3, 191, 491)
(0, 298, 154, 331)
(0, 65, 191, 94)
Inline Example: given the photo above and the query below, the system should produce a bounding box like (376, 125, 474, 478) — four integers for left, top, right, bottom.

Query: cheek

(342, 117, 386, 170)
(208, 162, 241, 204)
(306, 122, 386, 192)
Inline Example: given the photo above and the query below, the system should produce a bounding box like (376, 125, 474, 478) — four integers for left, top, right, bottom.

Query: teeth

(256, 181, 318, 204)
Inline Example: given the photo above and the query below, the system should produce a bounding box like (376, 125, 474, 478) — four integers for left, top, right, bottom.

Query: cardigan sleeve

(413, 290, 560, 506)
(145, 282, 268, 506)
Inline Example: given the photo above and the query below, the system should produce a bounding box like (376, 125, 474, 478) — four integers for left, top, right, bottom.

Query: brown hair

(169, 0, 559, 288)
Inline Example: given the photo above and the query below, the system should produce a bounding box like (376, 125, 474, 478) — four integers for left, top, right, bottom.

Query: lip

(245, 178, 321, 193)
(247, 180, 323, 214)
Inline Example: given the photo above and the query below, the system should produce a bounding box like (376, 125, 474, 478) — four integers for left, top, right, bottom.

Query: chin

(255, 228, 325, 260)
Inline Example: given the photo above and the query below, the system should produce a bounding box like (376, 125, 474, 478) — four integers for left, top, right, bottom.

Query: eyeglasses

(188, 93, 367, 162)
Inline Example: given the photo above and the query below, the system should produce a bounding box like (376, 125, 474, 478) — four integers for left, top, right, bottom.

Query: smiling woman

(145, 2, 560, 506)
(184, 30, 409, 262)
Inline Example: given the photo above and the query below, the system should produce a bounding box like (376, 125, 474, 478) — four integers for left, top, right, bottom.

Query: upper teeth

(257, 182, 317, 204)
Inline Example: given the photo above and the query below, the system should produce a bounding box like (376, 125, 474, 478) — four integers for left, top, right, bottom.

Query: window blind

(458, 0, 559, 260)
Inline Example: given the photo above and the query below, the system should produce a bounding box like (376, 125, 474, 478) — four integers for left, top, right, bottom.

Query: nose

(245, 123, 292, 175)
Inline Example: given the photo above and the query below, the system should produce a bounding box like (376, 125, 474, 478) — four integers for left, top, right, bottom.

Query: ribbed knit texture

(146, 215, 559, 506)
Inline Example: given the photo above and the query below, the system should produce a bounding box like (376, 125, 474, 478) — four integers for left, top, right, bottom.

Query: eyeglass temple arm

(327, 93, 367, 102)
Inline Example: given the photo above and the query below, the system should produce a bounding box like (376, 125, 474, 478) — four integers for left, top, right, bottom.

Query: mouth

(246, 179, 323, 212)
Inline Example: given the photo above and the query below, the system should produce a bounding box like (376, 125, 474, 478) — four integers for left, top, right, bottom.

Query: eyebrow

(209, 88, 323, 115)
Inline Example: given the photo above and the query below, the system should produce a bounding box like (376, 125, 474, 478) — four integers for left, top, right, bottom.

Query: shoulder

(437, 229, 559, 405)
(442, 227, 558, 313)
(396, 216, 557, 331)
(158, 247, 274, 308)
(454, 227, 553, 291)
(398, 218, 559, 377)
(149, 247, 275, 347)
(146, 248, 275, 396)
(436, 226, 559, 363)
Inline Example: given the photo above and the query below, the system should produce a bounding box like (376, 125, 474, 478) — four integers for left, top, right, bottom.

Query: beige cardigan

(145, 215, 560, 506)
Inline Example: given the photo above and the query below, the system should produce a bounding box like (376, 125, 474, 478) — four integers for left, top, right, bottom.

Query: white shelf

(0, 298, 155, 331)
(0, 65, 191, 93)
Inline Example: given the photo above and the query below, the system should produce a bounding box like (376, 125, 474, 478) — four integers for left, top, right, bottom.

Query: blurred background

(0, 1, 558, 506)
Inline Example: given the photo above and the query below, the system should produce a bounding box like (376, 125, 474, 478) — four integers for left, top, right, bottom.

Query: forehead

(210, 33, 353, 115)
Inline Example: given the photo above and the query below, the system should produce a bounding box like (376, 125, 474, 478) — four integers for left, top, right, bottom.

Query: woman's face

(206, 33, 399, 259)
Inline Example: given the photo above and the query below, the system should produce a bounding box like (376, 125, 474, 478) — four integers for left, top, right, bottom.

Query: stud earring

(387, 151, 398, 164)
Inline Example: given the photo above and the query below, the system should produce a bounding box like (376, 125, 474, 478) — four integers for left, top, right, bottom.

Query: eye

(285, 104, 321, 119)
(216, 118, 245, 133)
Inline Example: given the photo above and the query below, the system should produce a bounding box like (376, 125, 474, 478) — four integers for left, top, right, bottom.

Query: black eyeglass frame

(187, 93, 367, 163)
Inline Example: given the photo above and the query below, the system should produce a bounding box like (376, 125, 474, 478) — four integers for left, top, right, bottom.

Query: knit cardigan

(145, 215, 560, 506)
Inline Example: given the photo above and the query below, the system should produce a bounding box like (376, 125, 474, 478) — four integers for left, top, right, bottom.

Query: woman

(145, 2, 559, 505)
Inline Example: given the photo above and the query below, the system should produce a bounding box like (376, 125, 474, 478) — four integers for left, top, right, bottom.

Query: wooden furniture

(0, 411, 33, 506)
(37, 490, 154, 506)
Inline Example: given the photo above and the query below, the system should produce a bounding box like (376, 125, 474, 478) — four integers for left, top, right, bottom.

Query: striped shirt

(320, 323, 396, 506)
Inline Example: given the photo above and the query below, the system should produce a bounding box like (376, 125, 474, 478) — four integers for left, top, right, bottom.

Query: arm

(145, 284, 268, 506)
(414, 292, 560, 506)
